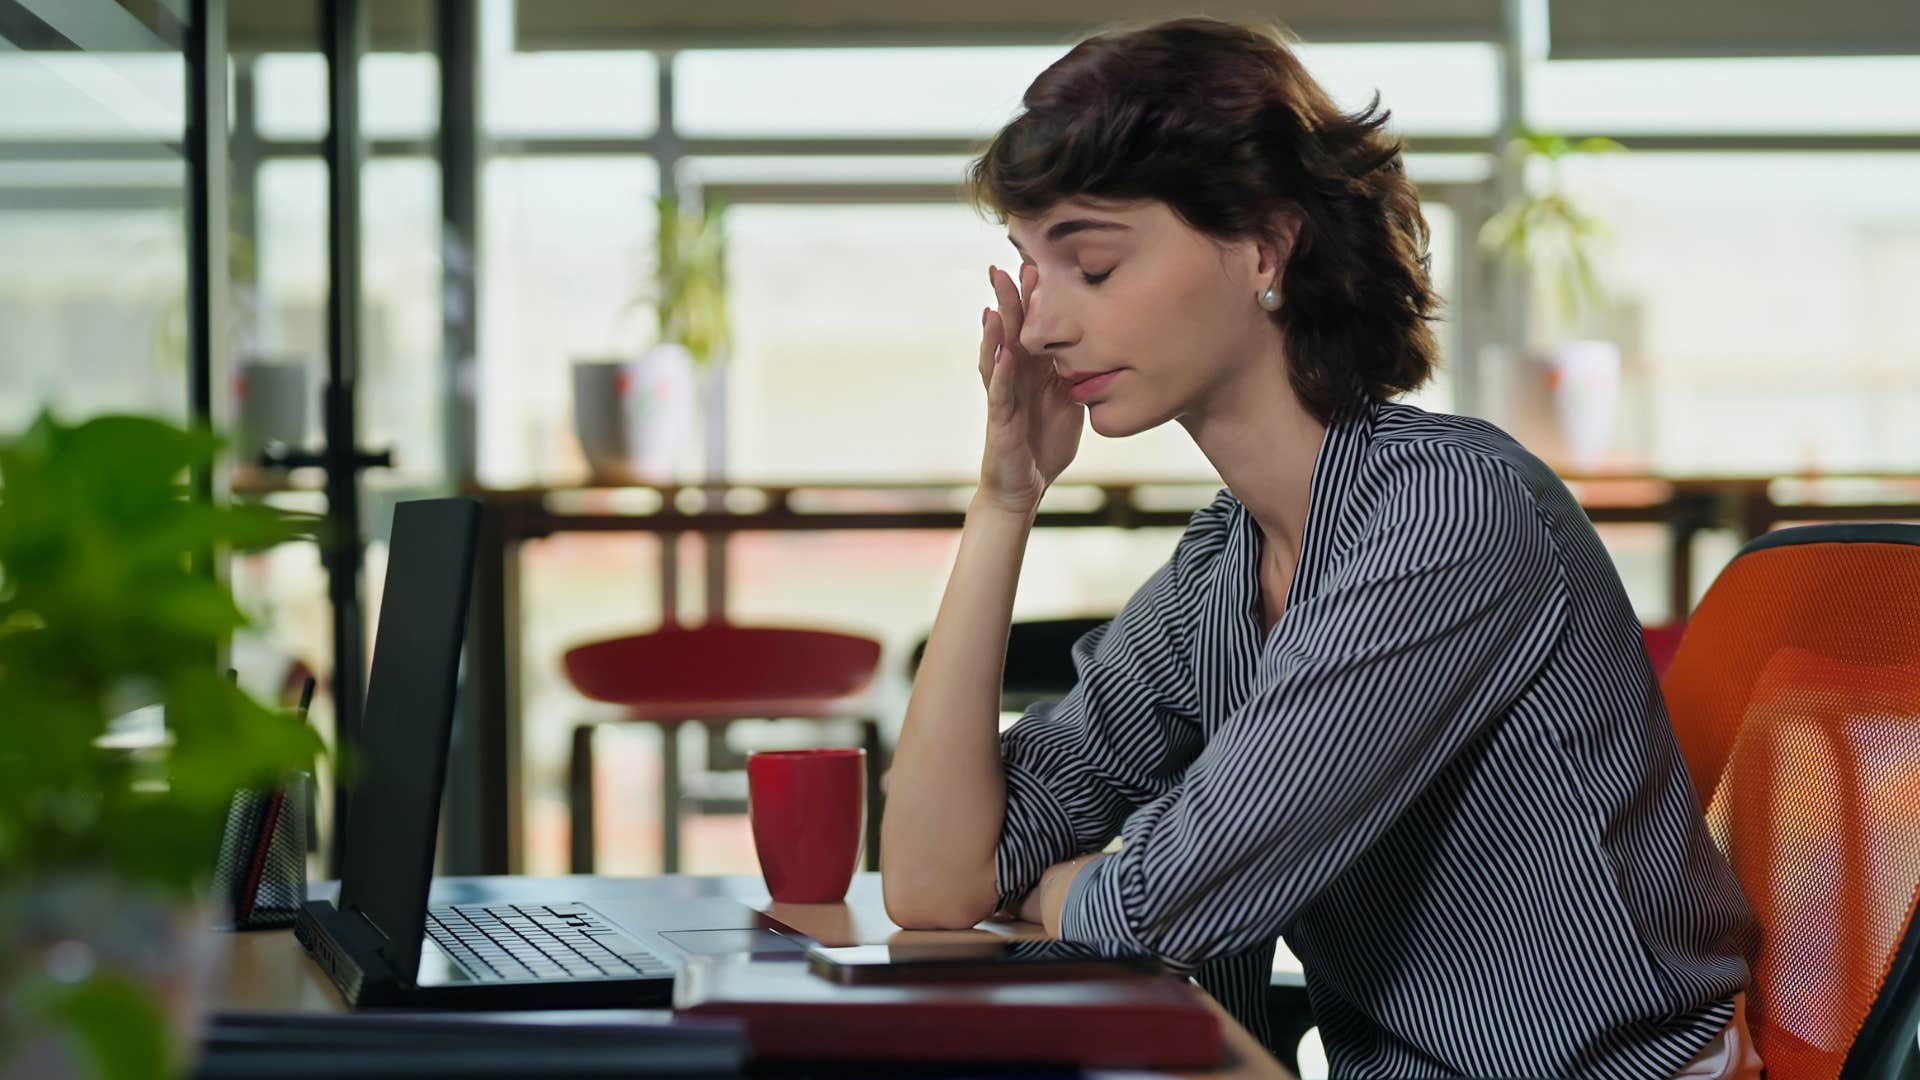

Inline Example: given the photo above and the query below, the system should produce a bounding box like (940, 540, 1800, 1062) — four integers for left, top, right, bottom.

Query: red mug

(746, 748, 866, 903)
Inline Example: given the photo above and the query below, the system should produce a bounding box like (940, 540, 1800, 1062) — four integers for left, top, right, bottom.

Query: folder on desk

(198, 1010, 748, 1078)
(672, 958, 1222, 1068)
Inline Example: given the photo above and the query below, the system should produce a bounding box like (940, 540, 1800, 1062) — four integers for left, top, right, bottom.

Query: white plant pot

(570, 343, 697, 484)
(1502, 340, 1623, 473)
(1548, 340, 1621, 473)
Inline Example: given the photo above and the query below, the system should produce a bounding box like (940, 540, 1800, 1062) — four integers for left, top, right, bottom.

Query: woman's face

(1006, 196, 1287, 438)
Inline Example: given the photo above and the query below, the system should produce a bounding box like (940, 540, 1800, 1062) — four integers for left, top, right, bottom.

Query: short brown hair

(967, 17, 1441, 424)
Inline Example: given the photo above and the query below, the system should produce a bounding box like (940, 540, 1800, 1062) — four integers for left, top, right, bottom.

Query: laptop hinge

(355, 908, 423, 989)
(336, 902, 402, 984)
(296, 900, 398, 1003)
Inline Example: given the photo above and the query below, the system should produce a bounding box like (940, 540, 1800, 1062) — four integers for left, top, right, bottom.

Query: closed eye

(1081, 268, 1114, 285)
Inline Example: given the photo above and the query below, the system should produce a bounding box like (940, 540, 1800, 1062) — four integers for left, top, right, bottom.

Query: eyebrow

(1007, 218, 1132, 257)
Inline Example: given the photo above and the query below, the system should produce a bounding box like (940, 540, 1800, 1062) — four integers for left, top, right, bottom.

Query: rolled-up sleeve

(992, 505, 1227, 913)
(1060, 456, 1570, 973)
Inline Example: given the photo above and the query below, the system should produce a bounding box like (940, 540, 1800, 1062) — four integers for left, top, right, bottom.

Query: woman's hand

(976, 264, 1084, 516)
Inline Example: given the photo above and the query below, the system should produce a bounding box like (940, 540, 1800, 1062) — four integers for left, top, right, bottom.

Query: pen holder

(211, 772, 311, 930)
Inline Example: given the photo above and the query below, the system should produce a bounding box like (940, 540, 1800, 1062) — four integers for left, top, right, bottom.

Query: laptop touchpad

(660, 929, 808, 956)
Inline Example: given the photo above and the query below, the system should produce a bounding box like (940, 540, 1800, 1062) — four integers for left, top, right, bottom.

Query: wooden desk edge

(220, 878, 1292, 1080)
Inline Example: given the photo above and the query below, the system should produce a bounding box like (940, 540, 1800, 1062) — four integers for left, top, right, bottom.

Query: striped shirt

(995, 400, 1757, 1077)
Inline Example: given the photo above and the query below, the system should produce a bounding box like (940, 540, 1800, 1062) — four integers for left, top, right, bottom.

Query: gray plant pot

(232, 356, 311, 465)
(570, 342, 697, 484)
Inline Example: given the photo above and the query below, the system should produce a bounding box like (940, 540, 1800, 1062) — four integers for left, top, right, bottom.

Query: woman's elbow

(887, 901, 989, 931)
(882, 869, 997, 930)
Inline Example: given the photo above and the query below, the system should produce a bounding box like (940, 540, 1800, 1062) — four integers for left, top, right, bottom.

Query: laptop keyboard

(426, 903, 675, 983)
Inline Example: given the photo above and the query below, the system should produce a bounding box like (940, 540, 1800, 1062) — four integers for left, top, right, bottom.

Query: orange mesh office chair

(1660, 523, 1920, 1080)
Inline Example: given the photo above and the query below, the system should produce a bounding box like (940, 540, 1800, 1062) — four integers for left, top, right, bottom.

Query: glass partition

(0, 20, 189, 429)
(1559, 152, 1920, 475)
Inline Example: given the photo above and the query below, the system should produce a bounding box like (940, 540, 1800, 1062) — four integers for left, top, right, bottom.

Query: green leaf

(1481, 131, 1628, 329)
(1571, 135, 1627, 156)
(0, 408, 323, 899)
(638, 196, 732, 367)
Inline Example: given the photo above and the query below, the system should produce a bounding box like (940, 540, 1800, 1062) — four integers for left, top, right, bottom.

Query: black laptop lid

(336, 497, 480, 982)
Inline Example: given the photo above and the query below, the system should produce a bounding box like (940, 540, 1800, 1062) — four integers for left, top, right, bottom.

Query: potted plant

(1479, 129, 1629, 472)
(0, 412, 325, 1079)
(572, 195, 733, 485)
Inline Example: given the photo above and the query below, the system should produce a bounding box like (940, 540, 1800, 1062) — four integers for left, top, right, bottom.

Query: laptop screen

(336, 497, 480, 982)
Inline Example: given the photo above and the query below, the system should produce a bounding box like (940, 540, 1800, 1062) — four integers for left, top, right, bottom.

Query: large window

(720, 198, 1460, 483)
(721, 202, 1218, 483)
(1528, 56, 1920, 135)
(479, 155, 661, 487)
(486, 50, 657, 137)
(254, 52, 440, 140)
(0, 50, 188, 430)
(674, 42, 1500, 138)
(469, 39, 1492, 488)
(254, 156, 446, 485)
(1561, 152, 1920, 475)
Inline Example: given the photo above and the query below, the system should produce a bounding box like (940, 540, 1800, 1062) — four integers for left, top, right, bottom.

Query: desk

(221, 872, 1290, 1079)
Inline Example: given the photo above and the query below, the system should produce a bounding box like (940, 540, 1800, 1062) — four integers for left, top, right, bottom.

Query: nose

(1018, 270, 1079, 356)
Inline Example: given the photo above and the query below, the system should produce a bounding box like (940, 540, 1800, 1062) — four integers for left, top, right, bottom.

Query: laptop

(295, 497, 813, 1009)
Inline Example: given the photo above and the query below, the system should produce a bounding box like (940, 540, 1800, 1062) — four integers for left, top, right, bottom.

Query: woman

(879, 17, 1760, 1079)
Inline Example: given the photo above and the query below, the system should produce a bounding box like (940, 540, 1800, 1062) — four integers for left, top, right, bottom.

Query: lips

(1062, 368, 1122, 385)
(1066, 369, 1122, 402)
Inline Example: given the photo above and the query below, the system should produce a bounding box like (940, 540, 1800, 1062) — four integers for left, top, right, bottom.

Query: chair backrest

(1664, 523, 1920, 1080)
(563, 623, 882, 705)
(907, 616, 1113, 713)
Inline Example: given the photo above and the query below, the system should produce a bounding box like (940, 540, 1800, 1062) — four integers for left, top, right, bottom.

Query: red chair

(562, 623, 885, 874)
(1642, 619, 1688, 679)
(1659, 523, 1920, 1080)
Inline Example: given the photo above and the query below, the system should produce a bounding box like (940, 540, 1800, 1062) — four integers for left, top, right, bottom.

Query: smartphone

(805, 940, 1166, 985)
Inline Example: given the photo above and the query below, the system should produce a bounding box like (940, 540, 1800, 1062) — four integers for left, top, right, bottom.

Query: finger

(984, 319, 1015, 421)
(989, 264, 1026, 353)
(978, 308, 999, 390)
(1019, 265, 1043, 364)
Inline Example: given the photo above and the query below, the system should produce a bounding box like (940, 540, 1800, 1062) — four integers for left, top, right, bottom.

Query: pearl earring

(1258, 282, 1283, 312)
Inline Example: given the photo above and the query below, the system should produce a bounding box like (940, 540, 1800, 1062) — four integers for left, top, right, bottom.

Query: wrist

(970, 489, 1042, 523)
(1043, 853, 1100, 936)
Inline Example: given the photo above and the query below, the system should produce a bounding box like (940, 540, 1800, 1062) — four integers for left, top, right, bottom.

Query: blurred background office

(4, 0, 1918, 892)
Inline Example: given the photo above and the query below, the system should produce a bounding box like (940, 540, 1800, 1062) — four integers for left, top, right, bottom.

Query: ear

(1256, 206, 1306, 277)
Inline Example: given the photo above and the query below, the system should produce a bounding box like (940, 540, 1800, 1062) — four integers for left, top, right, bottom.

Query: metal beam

(0, 141, 184, 161)
(1577, 133, 1920, 154)
(186, 0, 227, 437)
(321, 0, 370, 876)
(35, 130, 1916, 171)
(186, 0, 229, 560)
(16, 0, 181, 51)
(439, 0, 478, 490)
(679, 136, 985, 158)
(699, 181, 964, 205)
(0, 186, 184, 211)
(1473, 0, 1530, 424)
(436, 0, 497, 876)
(514, 20, 1502, 53)
(0, 1, 76, 50)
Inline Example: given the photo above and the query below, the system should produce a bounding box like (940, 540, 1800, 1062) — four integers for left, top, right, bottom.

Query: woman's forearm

(881, 493, 1036, 928)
